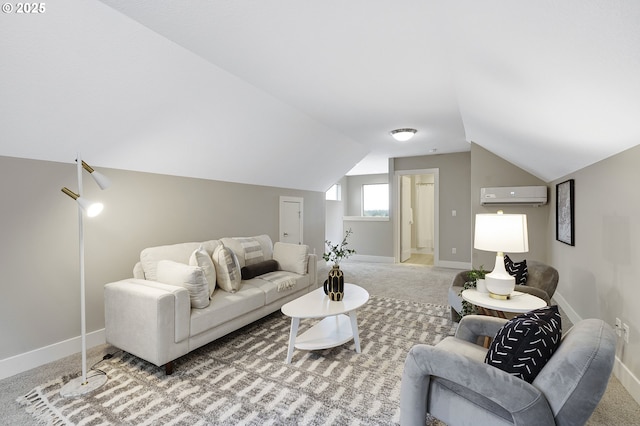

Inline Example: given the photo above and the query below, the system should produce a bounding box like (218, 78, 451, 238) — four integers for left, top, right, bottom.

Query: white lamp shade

(77, 197, 104, 217)
(90, 170, 111, 190)
(474, 213, 529, 253)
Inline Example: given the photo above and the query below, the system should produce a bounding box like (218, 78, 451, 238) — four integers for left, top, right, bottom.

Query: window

(362, 183, 389, 217)
(326, 184, 341, 201)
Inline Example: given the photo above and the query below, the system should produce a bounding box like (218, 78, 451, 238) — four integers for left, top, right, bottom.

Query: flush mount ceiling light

(390, 128, 417, 142)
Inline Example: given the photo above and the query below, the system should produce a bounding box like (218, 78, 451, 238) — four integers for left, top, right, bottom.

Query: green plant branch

(323, 228, 356, 265)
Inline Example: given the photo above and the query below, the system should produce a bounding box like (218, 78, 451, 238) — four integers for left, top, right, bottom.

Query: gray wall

(342, 174, 393, 258)
(470, 143, 550, 269)
(0, 155, 325, 360)
(549, 144, 640, 381)
(325, 176, 348, 253)
(394, 152, 472, 264)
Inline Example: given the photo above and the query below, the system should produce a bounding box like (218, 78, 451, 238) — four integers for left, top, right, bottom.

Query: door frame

(393, 168, 439, 265)
(279, 196, 304, 244)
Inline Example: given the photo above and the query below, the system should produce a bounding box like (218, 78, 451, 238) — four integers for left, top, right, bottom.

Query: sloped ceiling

(1, 0, 639, 191)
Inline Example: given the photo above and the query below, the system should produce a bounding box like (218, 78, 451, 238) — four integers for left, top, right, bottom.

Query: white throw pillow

(212, 245, 241, 293)
(139, 240, 221, 281)
(273, 242, 308, 275)
(189, 245, 217, 297)
(156, 260, 210, 309)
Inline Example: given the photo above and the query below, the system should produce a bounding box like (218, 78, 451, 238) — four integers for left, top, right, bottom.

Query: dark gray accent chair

(449, 260, 559, 321)
(400, 315, 616, 426)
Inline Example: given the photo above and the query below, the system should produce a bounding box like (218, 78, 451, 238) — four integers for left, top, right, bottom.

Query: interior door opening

(396, 169, 438, 266)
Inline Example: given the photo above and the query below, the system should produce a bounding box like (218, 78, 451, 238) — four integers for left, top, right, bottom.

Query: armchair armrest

(401, 344, 555, 426)
(104, 279, 191, 367)
(515, 284, 550, 305)
(455, 314, 507, 343)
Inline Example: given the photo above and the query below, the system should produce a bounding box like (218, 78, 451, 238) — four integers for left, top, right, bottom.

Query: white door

(401, 176, 412, 262)
(280, 196, 303, 244)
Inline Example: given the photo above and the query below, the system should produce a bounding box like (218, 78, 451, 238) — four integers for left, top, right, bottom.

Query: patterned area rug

(18, 295, 456, 425)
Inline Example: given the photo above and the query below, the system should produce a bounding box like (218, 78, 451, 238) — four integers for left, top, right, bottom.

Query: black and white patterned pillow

(485, 305, 562, 383)
(504, 254, 528, 285)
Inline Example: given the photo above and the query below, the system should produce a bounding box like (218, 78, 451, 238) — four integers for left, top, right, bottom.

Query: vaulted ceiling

(1, 0, 639, 191)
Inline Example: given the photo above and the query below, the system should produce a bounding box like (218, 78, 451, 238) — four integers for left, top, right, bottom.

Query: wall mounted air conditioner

(480, 186, 548, 206)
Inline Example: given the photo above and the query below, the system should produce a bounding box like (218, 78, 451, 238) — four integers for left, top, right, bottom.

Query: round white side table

(461, 289, 546, 319)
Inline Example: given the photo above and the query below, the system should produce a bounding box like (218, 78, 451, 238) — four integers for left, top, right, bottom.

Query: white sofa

(104, 235, 317, 374)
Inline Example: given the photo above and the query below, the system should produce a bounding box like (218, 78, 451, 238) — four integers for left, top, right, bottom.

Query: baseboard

(614, 356, 640, 405)
(0, 329, 106, 381)
(550, 290, 582, 325)
(554, 291, 640, 405)
(436, 260, 471, 269)
(348, 254, 395, 263)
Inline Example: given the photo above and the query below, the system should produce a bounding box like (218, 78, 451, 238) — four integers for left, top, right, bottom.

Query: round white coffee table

(461, 288, 546, 318)
(281, 283, 369, 364)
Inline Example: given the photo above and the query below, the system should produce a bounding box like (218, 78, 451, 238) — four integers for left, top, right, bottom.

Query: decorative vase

(476, 278, 488, 293)
(323, 264, 344, 301)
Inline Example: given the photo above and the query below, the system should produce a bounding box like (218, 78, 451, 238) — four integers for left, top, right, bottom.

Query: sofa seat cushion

(245, 273, 311, 305)
(190, 284, 265, 336)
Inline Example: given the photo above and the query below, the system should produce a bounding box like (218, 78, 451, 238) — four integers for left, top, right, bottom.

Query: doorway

(279, 196, 303, 244)
(395, 169, 439, 266)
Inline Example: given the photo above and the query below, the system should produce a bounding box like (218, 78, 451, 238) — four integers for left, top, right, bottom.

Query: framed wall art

(556, 179, 575, 246)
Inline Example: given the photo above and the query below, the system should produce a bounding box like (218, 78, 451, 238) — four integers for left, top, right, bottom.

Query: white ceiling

(1, 0, 639, 191)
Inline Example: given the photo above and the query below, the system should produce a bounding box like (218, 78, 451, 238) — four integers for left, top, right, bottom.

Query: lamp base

(489, 292, 510, 300)
(484, 252, 516, 298)
(60, 373, 107, 398)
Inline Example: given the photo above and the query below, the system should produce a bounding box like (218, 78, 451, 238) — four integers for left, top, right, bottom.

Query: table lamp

(474, 211, 529, 299)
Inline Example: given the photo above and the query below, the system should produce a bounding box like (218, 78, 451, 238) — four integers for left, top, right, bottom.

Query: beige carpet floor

(2, 261, 639, 425)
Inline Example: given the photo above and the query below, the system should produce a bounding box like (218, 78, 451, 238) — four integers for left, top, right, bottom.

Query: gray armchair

(400, 315, 616, 426)
(449, 260, 559, 321)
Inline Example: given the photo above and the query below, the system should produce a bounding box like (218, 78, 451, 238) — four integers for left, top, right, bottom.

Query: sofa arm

(307, 253, 318, 287)
(400, 344, 555, 426)
(104, 279, 190, 367)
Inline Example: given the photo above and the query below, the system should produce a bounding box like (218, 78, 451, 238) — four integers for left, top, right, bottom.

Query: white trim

(436, 260, 472, 269)
(551, 290, 582, 326)
(554, 290, 640, 405)
(348, 255, 395, 263)
(0, 328, 106, 381)
(614, 356, 640, 405)
(343, 216, 389, 222)
(393, 169, 440, 265)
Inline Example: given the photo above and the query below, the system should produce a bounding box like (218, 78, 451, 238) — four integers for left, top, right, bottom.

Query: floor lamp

(59, 153, 111, 397)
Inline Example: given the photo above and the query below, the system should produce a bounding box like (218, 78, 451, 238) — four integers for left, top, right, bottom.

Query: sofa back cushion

(273, 242, 308, 275)
(219, 235, 273, 268)
(140, 240, 221, 281)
